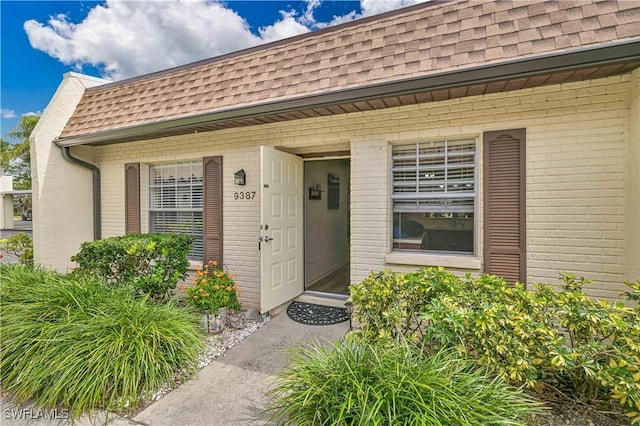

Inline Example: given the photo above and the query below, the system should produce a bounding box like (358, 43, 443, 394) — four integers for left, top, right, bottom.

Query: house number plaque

(233, 191, 256, 200)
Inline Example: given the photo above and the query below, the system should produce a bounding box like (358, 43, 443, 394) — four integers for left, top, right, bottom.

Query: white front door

(260, 146, 304, 313)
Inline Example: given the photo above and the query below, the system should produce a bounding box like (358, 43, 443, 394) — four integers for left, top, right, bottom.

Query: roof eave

(56, 39, 640, 147)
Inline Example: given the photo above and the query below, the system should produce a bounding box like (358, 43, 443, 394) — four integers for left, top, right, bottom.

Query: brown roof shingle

(60, 0, 640, 139)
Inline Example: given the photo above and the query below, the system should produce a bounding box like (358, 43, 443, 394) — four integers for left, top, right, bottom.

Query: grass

(264, 337, 544, 425)
(0, 264, 204, 419)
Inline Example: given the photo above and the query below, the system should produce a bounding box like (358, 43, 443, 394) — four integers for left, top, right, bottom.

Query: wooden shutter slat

(488, 253, 521, 284)
(203, 156, 223, 266)
(124, 163, 140, 234)
(483, 129, 526, 285)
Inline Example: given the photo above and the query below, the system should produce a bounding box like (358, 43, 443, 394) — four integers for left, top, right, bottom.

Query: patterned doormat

(286, 301, 350, 326)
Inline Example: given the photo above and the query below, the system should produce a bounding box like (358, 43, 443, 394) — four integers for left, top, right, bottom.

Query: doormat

(286, 301, 349, 326)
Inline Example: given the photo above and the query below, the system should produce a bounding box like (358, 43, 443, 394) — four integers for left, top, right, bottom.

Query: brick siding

(94, 73, 633, 306)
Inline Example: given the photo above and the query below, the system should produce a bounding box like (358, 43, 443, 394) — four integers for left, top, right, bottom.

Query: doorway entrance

(304, 158, 350, 296)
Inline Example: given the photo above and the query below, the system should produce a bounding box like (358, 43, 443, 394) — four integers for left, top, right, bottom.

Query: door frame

(302, 155, 351, 295)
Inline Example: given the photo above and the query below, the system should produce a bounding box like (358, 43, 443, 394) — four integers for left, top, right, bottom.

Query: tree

(6, 114, 39, 162)
(8, 159, 31, 190)
(2, 115, 40, 189)
(1, 139, 11, 170)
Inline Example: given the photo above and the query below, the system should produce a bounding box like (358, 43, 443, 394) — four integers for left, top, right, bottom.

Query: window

(392, 138, 476, 253)
(149, 161, 203, 260)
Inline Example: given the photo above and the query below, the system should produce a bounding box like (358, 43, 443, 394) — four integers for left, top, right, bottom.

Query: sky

(0, 0, 428, 142)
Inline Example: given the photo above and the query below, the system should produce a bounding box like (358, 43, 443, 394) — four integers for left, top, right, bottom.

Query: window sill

(385, 252, 482, 270)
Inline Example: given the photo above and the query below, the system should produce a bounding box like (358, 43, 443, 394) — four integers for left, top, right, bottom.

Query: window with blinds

(392, 138, 476, 253)
(149, 161, 203, 260)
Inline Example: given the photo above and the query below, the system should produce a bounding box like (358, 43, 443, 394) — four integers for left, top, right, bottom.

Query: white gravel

(197, 310, 270, 368)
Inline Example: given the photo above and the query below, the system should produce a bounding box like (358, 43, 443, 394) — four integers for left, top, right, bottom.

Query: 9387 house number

(233, 191, 256, 200)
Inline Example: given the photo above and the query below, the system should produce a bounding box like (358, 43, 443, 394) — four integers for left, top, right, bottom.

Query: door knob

(263, 236, 274, 242)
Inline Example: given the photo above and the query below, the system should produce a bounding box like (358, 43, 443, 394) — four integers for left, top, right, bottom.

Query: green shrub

(348, 267, 453, 343)
(71, 233, 193, 300)
(623, 279, 640, 304)
(0, 264, 204, 419)
(550, 274, 640, 421)
(349, 267, 640, 422)
(0, 232, 33, 266)
(265, 337, 542, 425)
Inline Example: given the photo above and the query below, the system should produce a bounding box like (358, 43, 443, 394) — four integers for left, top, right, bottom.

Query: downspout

(54, 142, 101, 240)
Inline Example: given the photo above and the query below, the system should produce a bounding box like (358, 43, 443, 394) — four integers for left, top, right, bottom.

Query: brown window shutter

(203, 156, 223, 266)
(483, 129, 526, 285)
(124, 163, 140, 234)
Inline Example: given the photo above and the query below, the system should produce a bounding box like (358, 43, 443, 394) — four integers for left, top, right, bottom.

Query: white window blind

(149, 161, 203, 259)
(392, 139, 476, 213)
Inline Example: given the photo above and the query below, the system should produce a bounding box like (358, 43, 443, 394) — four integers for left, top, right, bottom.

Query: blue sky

(1, 0, 425, 142)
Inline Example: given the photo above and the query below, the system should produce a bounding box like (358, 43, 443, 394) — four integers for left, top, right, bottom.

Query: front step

(268, 292, 350, 316)
(295, 292, 349, 309)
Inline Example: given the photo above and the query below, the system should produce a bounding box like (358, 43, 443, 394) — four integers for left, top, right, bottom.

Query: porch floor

(306, 264, 350, 295)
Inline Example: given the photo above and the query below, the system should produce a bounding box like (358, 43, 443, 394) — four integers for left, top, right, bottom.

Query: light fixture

(345, 301, 353, 331)
(234, 169, 246, 185)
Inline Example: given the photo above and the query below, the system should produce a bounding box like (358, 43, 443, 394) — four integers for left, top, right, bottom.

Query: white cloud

(259, 10, 310, 43)
(23, 0, 429, 81)
(22, 111, 41, 117)
(320, 10, 359, 28)
(1, 109, 17, 119)
(318, 0, 430, 29)
(360, 0, 430, 16)
(25, 0, 262, 80)
(299, 0, 322, 26)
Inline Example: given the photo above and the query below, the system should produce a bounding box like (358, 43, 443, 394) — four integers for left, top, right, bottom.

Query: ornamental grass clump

(183, 260, 241, 313)
(0, 264, 204, 419)
(265, 337, 542, 425)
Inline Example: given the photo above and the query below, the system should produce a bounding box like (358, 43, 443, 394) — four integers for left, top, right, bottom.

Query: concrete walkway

(1, 311, 349, 426)
(0, 220, 33, 237)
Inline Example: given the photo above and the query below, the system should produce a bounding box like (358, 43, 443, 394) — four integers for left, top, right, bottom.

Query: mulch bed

(526, 390, 629, 426)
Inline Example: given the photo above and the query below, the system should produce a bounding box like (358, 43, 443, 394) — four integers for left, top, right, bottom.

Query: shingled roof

(58, 0, 640, 145)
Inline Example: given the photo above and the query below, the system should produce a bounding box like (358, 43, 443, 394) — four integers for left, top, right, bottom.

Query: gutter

(55, 142, 101, 240)
(55, 39, 640, 147)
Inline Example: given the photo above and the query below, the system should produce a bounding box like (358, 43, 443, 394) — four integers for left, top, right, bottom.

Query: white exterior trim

(385, 252, 482, 270)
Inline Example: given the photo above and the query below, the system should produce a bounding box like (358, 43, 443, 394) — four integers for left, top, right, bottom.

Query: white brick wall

(91, 73, 635, 305)
(627, 68, 640, 284)
(350, 139, 390, 283)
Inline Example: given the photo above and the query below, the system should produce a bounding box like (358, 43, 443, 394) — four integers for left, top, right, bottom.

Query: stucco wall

(88, 73, 634, 306)
(30, 73, 109, 270)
